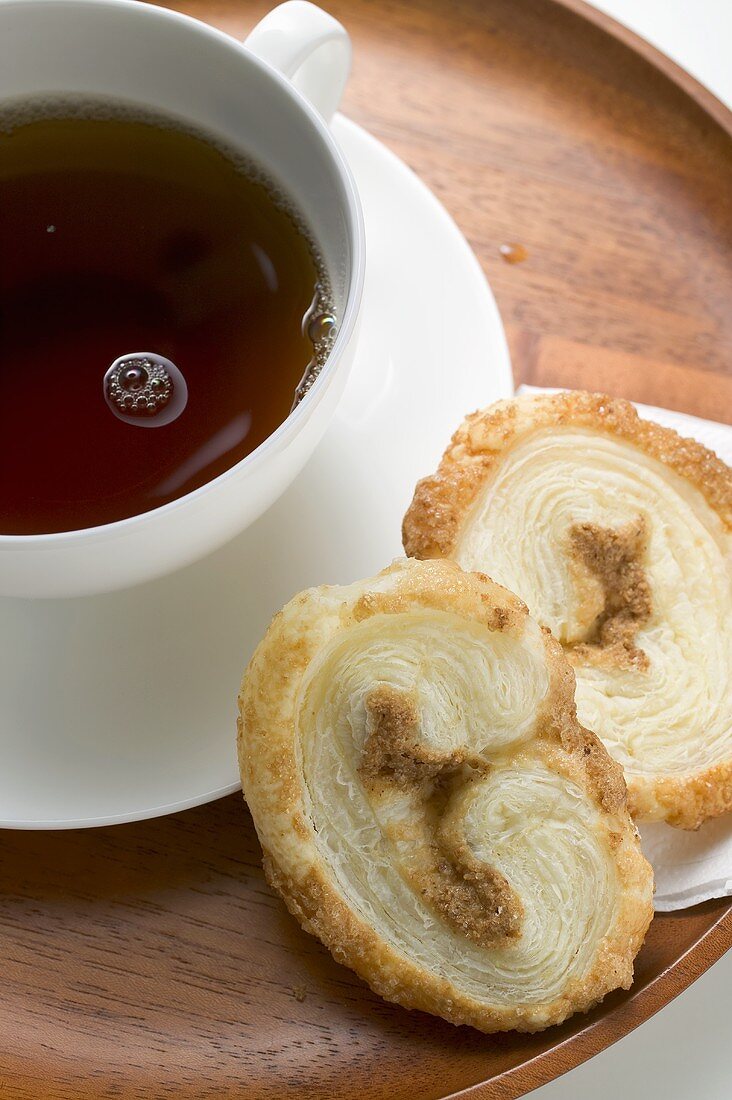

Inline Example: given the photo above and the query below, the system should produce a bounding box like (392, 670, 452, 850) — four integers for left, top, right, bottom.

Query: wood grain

(2, 1, 731, 1098)
(1, 796, 729, 1100)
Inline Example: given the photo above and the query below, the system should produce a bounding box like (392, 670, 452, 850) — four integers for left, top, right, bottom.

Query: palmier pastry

(238, 558, 653, 1033)
(403, 391, 732, 829)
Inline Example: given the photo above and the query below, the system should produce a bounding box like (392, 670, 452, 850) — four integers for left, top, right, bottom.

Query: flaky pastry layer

(238, 558, 653, 1033)
(403, 391, 732, 828)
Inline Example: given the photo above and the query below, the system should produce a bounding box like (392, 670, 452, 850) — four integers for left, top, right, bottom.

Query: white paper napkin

(517, 385, 732, 911)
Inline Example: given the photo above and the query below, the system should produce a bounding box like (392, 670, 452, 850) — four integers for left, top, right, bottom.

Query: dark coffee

(0, 101, 335, 534)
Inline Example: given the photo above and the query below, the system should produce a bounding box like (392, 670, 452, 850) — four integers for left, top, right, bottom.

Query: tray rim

(451, 903, 731, 1099)
(561, 0, 732, 131)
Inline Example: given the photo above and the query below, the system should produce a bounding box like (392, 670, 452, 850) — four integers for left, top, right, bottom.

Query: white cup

(0, 0, 365, 598)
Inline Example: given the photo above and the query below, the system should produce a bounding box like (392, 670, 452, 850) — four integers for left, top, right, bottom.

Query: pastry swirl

(403, 391, 732, 829)
(238, 558, 653, 1032)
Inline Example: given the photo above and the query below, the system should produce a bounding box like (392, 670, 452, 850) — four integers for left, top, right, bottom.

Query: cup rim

(0, 0, 366, 545)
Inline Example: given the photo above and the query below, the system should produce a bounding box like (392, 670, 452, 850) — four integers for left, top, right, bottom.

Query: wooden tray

(2, 1, 731, 1097)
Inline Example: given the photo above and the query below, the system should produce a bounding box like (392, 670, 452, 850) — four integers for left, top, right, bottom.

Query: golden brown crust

(403, 393, 732, 560)
(402, 392, 732, 829)
(629, 760, 732, 830)
(238, 558, 654, 1034)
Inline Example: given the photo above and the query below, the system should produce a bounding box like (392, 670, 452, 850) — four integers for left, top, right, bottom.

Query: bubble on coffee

(293, 286, 338, 410)
(307, 310, 337, 344)
(104, 353, 188, 427)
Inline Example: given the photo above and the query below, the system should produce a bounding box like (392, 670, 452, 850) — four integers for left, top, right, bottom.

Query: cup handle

(245, 1, 351, 124)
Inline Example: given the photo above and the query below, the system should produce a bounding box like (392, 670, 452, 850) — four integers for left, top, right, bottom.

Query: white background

(529, 2, 732, 1098)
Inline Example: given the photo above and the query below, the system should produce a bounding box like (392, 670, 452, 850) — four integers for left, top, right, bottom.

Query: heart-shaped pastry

(238, 558, 653, 1032)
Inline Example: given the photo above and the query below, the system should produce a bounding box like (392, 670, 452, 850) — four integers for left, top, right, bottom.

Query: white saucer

(0, 117, 512, 828)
